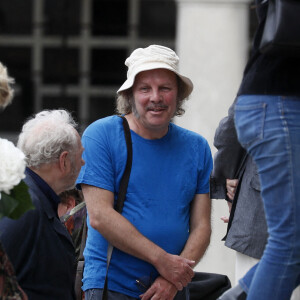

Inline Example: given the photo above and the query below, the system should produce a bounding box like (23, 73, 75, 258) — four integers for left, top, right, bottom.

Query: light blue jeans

(234, 95, 300, 300)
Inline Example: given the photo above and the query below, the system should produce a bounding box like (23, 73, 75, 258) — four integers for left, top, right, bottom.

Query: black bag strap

(222, 153, 248, 241)
(102, 115, 133, 300)
(115, 116, 133, 213)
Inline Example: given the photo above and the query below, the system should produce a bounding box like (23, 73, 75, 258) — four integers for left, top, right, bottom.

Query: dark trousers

(85, 288, 188, 300)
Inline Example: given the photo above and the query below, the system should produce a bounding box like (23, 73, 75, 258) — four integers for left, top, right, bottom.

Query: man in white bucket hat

(76, 45, 213, 300)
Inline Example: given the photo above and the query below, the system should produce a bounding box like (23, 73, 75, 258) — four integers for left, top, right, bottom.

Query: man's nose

(150, 89, 161, 102)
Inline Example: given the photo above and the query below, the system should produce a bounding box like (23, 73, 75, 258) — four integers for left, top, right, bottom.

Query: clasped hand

(141, 252, 195, 299)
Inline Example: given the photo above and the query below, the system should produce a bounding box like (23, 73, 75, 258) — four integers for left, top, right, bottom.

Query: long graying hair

(116, 76, 188, 117)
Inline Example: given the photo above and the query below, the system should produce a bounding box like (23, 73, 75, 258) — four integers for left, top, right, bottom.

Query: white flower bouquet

(0, 138, 34, 220)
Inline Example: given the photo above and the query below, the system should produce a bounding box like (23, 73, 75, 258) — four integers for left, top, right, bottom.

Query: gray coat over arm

(210, 100, 268, 259)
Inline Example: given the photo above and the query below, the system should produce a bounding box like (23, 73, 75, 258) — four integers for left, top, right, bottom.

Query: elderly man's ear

(59, 151, 72, 174)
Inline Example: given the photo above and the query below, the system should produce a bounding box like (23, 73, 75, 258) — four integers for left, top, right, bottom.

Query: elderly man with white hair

(0, 109, 85, 300)
(77, 45, 213, 300)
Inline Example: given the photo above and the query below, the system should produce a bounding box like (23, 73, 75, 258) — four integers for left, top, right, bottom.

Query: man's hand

(140, 276, 177, 300)
(220, 179, 238, 223)
(154, 253, 195, 291)
(220, 198, 232, 223)
(226, 179, 238, 201)
(220, 214, 230, 223)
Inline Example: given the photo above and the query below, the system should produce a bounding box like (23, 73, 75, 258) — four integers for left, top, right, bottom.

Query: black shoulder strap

(115, 116, 133, 213)
(102, 115, 133, 300)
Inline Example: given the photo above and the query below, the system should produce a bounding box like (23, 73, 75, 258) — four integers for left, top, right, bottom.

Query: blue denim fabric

(234, 95, 300, 300)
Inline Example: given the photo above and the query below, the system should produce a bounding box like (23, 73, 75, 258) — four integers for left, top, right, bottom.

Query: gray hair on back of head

(17, 109, 78, 168)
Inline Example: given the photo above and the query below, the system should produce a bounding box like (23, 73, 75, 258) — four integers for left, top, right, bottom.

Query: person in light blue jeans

(217, 0, 300, 298)
(233, 95, 300, 299)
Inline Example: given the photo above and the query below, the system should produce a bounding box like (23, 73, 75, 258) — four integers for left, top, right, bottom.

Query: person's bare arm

(82, 184, 195, 291)
(141, 193, 211, 300)
(180, 193, 211, 262)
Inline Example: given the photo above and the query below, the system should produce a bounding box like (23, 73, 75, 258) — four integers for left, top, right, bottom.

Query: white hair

(17, 109, 78, 168)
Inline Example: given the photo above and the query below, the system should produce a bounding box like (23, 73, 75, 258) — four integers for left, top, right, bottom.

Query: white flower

(0, 138, 26, 194)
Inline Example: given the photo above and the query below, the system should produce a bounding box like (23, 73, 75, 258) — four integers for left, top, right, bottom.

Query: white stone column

(175, 0, 251, 285)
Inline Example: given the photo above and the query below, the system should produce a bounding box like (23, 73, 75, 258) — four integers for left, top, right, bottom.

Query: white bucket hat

(117, 45, 193, 99)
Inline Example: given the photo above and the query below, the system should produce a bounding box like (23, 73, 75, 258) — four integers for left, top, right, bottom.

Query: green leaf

(0, 193, 18, 220)
(0, 181, 35, 220)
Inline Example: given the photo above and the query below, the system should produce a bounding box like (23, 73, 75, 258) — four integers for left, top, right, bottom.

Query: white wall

(175, 0, 251, 285)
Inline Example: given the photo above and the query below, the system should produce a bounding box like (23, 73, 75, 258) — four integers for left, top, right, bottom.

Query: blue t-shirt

(76, 115, 212, 298)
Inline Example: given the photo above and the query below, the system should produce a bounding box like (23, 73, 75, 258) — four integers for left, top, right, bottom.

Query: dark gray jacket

(210, 101, 268, 259)
(0, 170, 76, 299)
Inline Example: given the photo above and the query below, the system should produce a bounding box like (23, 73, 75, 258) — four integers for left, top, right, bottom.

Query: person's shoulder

(23, 176, 40, 206)
(170, 123, 209, 144)
(83, 115, 122, 138)
(24, 175, 51, 216)
(85, 115, 120, 130)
